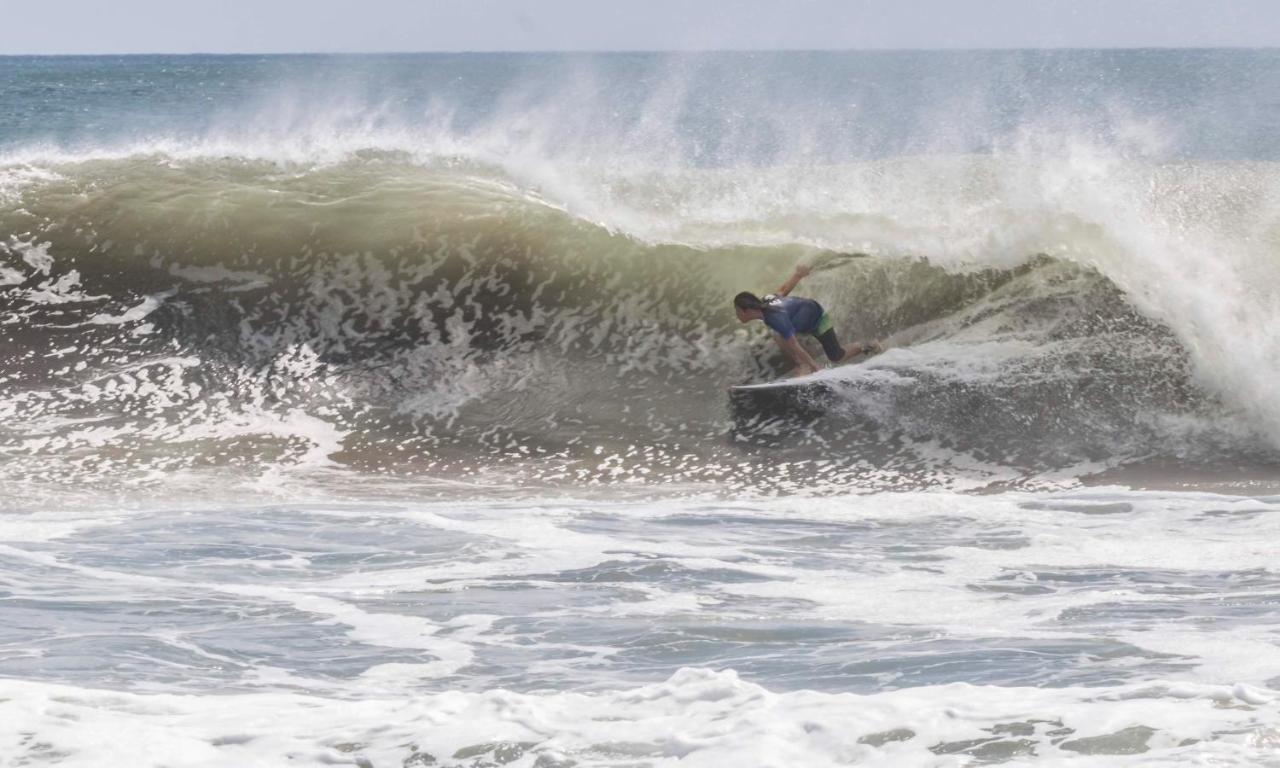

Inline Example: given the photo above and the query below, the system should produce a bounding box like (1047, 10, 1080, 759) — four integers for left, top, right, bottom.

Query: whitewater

(2, 50, 1280, 766)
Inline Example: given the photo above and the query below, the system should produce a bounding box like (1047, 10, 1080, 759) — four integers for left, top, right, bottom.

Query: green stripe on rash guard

(813, 313, 833, 336)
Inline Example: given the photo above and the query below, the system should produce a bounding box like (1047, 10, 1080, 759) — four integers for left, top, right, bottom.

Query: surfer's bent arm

(774, 333, 821, 376)
(775, 264, 812, 297)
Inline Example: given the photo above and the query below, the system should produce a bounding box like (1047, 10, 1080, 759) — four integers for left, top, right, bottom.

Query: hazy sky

(5, 0, 1280, 55)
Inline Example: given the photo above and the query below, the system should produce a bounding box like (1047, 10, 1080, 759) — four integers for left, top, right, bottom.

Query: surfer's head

(733, 292, 764, 322)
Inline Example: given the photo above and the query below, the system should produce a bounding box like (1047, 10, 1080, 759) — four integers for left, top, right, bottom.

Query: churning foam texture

(1, 670, 1278, 767)
(3, 488, 1280, 763)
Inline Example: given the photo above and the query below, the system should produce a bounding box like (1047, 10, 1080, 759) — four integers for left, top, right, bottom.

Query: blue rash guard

(760, 294, 825, 339)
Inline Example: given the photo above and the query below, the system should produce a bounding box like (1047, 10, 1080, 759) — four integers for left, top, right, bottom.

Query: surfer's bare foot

(861, 340, 882, 356)
(787, 365, 816, 378)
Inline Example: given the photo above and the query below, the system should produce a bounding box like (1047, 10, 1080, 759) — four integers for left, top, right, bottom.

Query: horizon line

(3, 44, 1279, 57)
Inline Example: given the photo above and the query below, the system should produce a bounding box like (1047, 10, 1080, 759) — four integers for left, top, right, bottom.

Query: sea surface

(2, 50, 1280, 766)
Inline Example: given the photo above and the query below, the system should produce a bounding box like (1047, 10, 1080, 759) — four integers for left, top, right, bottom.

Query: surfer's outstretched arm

(774, 333, 821, 377)
(776, 264, 811, 297)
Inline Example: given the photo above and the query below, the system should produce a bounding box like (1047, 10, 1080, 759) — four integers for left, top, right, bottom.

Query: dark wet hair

(734, 291, 763, 311)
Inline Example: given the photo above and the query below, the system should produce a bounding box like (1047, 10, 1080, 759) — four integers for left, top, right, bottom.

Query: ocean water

(2, 50, 1280, 766)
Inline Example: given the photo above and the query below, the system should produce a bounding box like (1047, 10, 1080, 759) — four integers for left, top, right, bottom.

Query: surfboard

(729, 368, 845, 392)
(730, 343, 886, 392)
(727, 370, 835, 426)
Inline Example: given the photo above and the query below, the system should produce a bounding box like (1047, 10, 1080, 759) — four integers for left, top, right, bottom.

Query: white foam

(2, 487, 1280, 764)
(88, 289, 175, 325)
(166, 263, 271, 291)
(1, 669, 1276, 767)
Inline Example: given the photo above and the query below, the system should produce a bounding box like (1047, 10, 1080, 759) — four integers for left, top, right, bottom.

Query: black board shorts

(815, 327, 843, 361)
(811, 312, 842, 361)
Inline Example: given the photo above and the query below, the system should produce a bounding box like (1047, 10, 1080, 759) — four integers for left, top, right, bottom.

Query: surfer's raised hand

(776, 264, 811, 296)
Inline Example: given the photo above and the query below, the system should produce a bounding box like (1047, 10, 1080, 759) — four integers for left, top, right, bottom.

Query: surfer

(734, 265, 880, 378)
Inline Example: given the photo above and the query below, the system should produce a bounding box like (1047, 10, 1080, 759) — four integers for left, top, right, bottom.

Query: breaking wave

(1, 140, 1278, 494)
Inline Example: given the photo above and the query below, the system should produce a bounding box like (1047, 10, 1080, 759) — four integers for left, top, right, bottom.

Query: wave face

(2, 52, 1280, 494)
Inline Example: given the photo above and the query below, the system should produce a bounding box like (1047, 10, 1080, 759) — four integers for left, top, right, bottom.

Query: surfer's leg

(813, 314, 843, 363)
(815, 320, 880, 364)
(816, 328, 845, 362)
(815, 313, 877, 363)
(835, 338, 881, 362)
